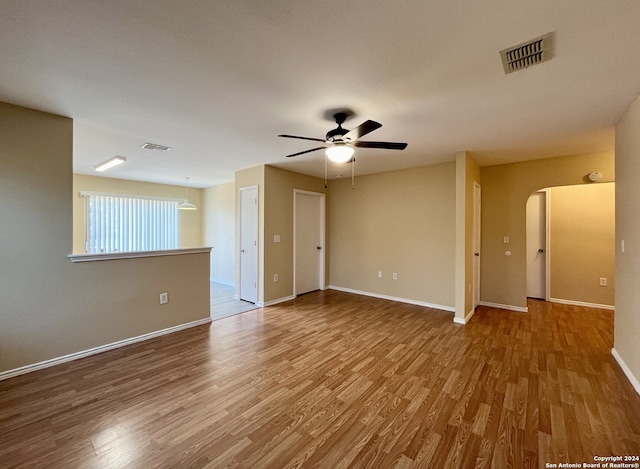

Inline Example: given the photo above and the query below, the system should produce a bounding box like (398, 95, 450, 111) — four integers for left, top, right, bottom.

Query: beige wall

(72, 174, 203, 254)
(0, 102, 210, 374)
(330, 163, 456, 309)
(203, 181, 235, 285)
(615, 94, 640, 387)
(480, 151, 615, 310)
(264, 166, 328, 303)
(547, 183, 615, 307)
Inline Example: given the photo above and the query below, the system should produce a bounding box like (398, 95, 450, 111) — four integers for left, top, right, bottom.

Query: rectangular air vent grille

(500, 32, 555, 74)
(141, 142, 171, 152)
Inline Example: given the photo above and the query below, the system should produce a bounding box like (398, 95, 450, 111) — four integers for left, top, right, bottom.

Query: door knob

(474, 252, 480, 256)
(538, 249, 544, 253)
(241, 249, 245, 253)
(317, 246, 322, 250)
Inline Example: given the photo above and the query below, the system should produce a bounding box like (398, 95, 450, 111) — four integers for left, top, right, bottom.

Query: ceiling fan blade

(353, 141, 408, 150)
(342, 120, 382, 141)
(285, 146, 326, 158)
(278, 134, 326, 143)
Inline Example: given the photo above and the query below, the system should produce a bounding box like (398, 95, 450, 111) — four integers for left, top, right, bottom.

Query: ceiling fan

(278, 112, 408, 163)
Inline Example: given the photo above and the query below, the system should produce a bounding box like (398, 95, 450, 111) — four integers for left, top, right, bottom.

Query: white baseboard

(478, 301, 528, 313)
(328, 285, 454, 313)
(612, 348, 640, 396)
(258, 295, 296, 307)
(0, 317, 212, 382)
(210, 279, 234, 287)
(549, 297, 615, 311)
(453, 307, 477, 325)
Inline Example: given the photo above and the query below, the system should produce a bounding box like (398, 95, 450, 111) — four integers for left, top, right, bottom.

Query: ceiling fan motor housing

(326, 112, 350, 142)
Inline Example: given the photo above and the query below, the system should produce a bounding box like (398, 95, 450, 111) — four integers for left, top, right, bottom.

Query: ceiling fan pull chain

(352, 157, 355, 189)
(324, 155, 328, 189)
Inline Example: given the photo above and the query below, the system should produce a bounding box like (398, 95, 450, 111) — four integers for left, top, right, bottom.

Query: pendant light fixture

(177, 177, 197, 211)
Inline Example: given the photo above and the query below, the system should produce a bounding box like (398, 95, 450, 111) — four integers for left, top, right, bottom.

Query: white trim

(328, 285, 454, 313)
(454, 307, 477, 325)
(543, 188, 551, 301)
(79, 190, 183, 203)
(258, 295, 296, 307)
(548, 297, 615, 311)
(293, 189, 326, 295)
(69, 247, 212, 263)
(211, 279, 235, 287)
(239, 185, 259, 304)
(478, 301, 528, 313)
(612, 348, 640, 396)
(0, 318, 212, 382)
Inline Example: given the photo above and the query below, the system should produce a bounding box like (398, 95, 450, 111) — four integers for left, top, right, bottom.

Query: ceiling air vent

(500, 32, 555, 74)
(141, 142, 171, 152)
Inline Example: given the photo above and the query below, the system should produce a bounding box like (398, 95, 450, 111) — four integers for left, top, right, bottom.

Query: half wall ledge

(68, 247, 212, 263)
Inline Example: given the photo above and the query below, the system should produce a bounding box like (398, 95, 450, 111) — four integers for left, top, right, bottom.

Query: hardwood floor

(1, 291, 639, 468)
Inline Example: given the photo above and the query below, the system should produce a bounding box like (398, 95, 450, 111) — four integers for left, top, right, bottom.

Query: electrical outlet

(392, 273, 398, 280)
(600, 277, 607, 286)
(378, 271, 382, 278)
(274, 235, 280, 243)
(159, 292, 168, 304)
(274, 274, 279, 282)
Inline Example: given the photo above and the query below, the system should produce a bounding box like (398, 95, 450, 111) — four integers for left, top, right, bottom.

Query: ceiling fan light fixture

(325, 144, 354, 163)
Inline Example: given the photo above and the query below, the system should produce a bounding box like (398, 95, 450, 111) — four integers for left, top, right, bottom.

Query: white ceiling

(1, 1, 639, 188)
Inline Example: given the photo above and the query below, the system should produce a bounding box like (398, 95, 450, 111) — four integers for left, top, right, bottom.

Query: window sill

(68, 247, 212, 263)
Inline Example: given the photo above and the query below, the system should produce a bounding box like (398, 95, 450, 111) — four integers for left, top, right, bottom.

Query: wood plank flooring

(1, 291, 639, 468)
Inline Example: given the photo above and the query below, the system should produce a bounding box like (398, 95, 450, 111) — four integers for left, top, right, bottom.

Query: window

(82, 192, 179, 253)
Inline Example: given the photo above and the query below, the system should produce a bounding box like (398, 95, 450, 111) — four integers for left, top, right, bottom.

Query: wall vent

(500, 32, 555, 74)
(141, 142, 171, 152)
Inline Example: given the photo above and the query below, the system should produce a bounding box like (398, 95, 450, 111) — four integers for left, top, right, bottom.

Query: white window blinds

(83, 193, 179, 254)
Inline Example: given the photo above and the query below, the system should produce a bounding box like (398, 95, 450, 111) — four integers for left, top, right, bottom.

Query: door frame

(293, 189, 326, 295)
(239, 185, 259, 303)
(525, 189, 550, 301)
(472, 181, 481, 310)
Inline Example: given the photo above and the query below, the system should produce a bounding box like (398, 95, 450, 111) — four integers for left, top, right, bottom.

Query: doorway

(526, 190, 547, 300)
(294, 190, 325, 295)
(239, 185, 258, 303)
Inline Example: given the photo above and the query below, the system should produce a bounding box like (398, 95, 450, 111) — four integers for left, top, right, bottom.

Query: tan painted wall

(548, 183, 615, 306)
(329, 163, 456, 309)
(0, 102, 210, 374)
(203, 181, 235, 285)
(72, 174, 203, 253)
(480, 151, 615, 310)
(615, 94, 640, 386)
(264, 166, 328, 303)
(235, 165, 265, 303)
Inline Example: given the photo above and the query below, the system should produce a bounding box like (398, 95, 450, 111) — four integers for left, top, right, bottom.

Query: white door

(240, 186, 258, 303)
(472, 182, 481, 309)
(526, 191, 547, 299)
(295, 190, 325, 295)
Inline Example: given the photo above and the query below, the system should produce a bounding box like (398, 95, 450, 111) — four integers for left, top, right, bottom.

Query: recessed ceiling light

(141, 142, 171, 152)
(94, 156, 126, 172)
